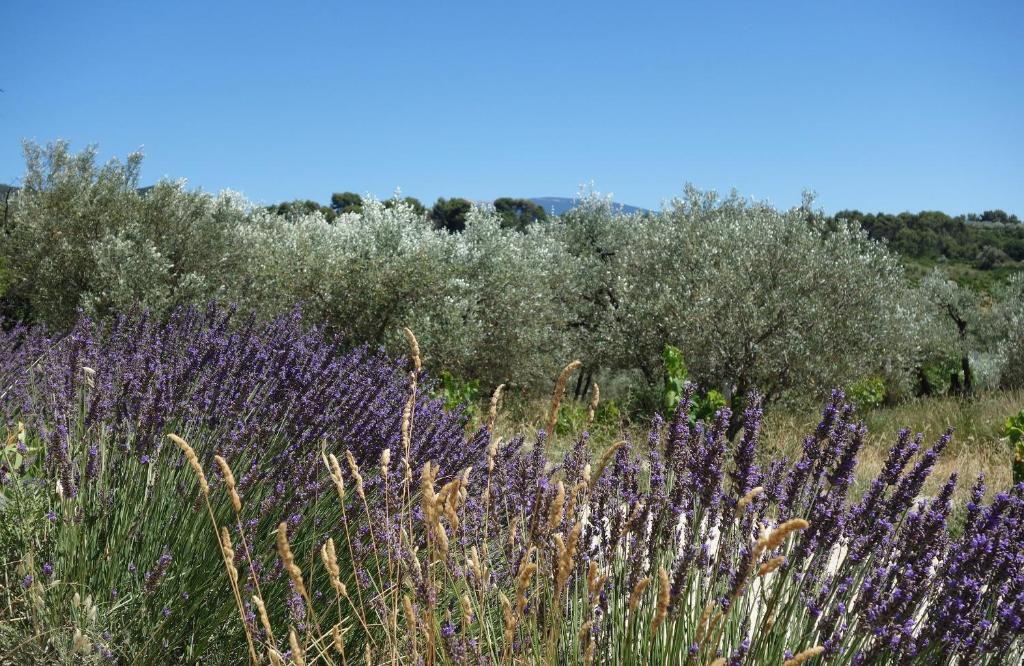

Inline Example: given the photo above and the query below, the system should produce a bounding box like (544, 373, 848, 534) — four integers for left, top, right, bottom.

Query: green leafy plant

(662, 345, 688, 413)
(848, 376, 886, 409)
(920, 356, 962, 396)
(694, 389, 727, 422)
(664, 345, 726, 422)
(555, 401, 588, 436)
(555, 398, 622, 436)
(438, 370, 481, 417)
(1006, 408, 1024, 485)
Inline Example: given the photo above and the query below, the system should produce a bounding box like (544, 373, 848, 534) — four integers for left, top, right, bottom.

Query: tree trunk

(573, 368, 586, 400)
(950, 308, 973, 397)
(916, 366, 932, 397)
(726, 378, 748, 440)
(960, 353, 973, 396)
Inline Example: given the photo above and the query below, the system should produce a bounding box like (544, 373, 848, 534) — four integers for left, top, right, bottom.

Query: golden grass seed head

(783, 645, 825, 665)
(252, 595, 274, 643)
(275, 522, 308, 601)
(757, 555, 786, 577)
(85, 597, 97, 625)
(327, 453, 345, 497)
(435, 522, 450, 558)
(586, 382, 600, 426)
(499, 590, 512, 620)
(168, 433, 208, 495)
(403, 327, 421, 373)
(321, 540, 346, 597)
(220, 526, 238, 586)
(546, 359, 582, 434)
(555, 522, 582, 592)
(214, 454, 242, 514)
(650, 566, 669, 635)
(468, 546, 484, 583)
(486, 441, 499, 474)
(736, 486, 764, 512)
(578, 620, 593, 644)
(403, 594, 417, 627)
(628, 576, 652, 613)
(759, 518, 810, 555)
(72, 628, 90, 654)
(507, 516, 520, 547)
(547, 481, 566, 533)
(695, 601, 715, 642)
(514, 563, 538, 615)
(487, 384, 505, 433)
(344, 449, 365, 500)
(592, 440, 625, 484)
(288, 627, 305, 666)
(402, 393, 415, 455)
(332, 623, 345, 657)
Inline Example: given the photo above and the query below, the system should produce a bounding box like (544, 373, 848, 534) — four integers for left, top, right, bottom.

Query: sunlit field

(3, 2, 1023, 662)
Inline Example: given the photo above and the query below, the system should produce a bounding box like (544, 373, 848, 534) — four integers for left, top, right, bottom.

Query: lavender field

(1, 306, 1022, 664)
(3, 3, 1024, 663)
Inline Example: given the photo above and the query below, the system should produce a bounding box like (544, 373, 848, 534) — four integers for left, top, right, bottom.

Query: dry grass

(762, 389, 1023, 502)
(496, 388, 1023, 504)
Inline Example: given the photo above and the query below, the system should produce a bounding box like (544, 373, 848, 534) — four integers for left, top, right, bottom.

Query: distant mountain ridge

(528, 197, 650, 216)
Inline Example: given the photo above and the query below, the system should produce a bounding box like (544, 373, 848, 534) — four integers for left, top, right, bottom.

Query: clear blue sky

(2, 0, 1021, 215)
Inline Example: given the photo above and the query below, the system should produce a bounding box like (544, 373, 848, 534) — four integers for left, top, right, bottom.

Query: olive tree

(432, 207, 570, 392)
(993, 274, 1024, 389)
(660, 189, 910, 408)
(0, 143, 932, 413)
(3, 141, 242, 326)
(230, 196, 457, 355)
(543, 191, 644, 397)
(916, 269, 998, 395)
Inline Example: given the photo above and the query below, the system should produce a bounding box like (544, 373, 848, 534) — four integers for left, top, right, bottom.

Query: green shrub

(1006, 408, 1024, 485)
(554, 400, 588, 436)
(848, 376, 886, 409)
(437, 370, 481, 419)
(662, 345, 726, 422)
(662, 345, 688, 413)
(694, 388, 727, 422)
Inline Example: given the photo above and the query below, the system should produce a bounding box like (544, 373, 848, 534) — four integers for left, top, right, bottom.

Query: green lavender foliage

(1, 424, 254, 663)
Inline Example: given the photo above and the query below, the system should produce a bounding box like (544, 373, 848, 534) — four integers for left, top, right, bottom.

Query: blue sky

(2, 0, 1021, 214)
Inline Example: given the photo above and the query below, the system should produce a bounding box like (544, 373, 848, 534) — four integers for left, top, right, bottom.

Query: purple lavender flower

(144, 548, 173, 593)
